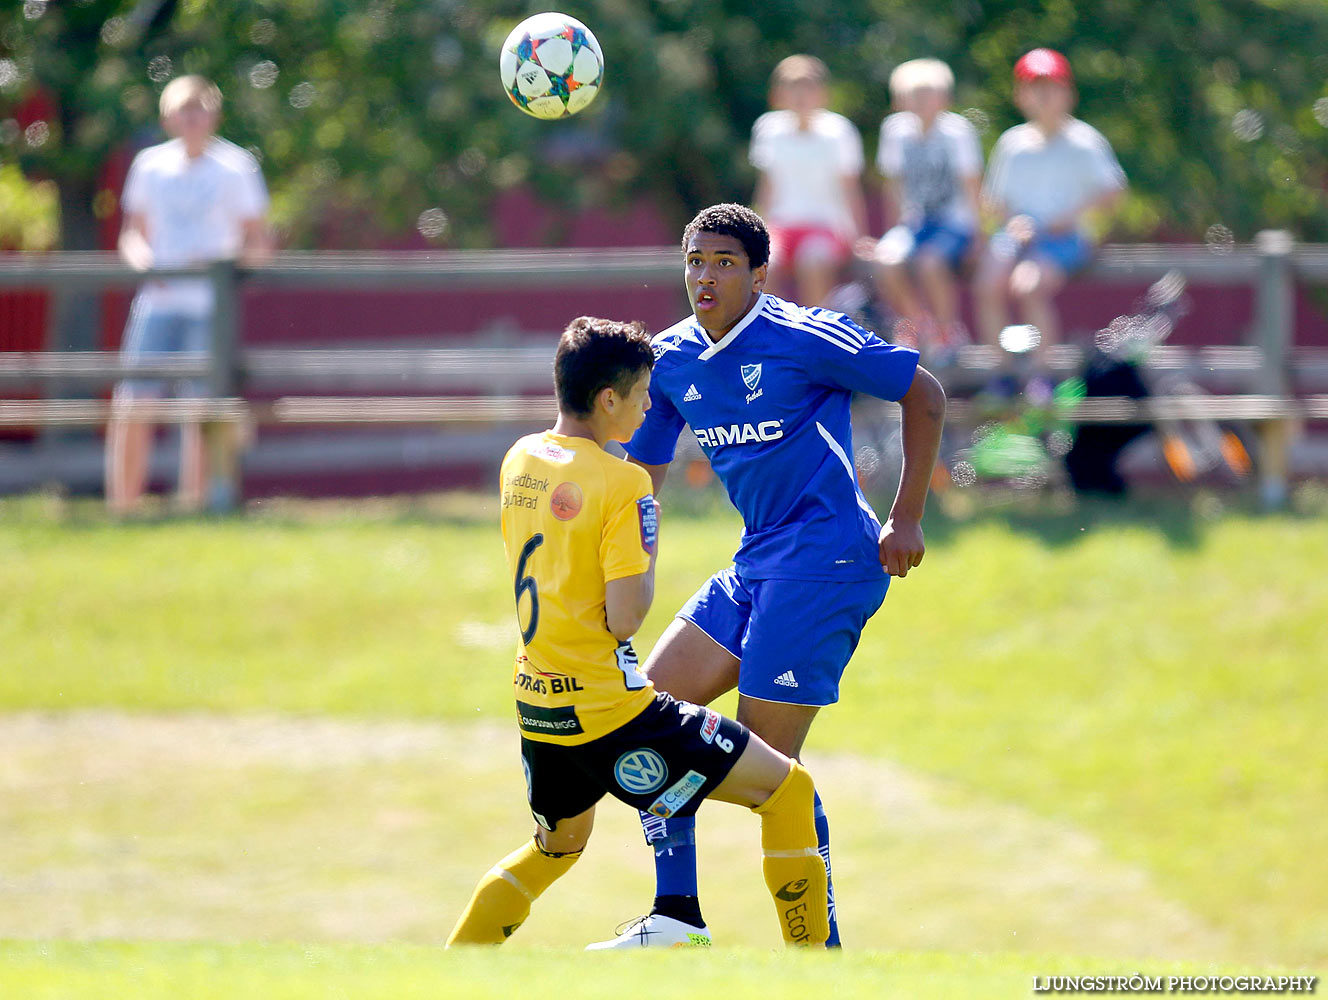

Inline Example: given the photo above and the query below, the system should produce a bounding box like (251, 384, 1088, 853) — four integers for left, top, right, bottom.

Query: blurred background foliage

(2, 0, 1327, 251)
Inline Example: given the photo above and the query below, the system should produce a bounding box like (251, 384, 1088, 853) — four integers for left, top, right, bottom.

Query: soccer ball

(499, 12, 604, 120)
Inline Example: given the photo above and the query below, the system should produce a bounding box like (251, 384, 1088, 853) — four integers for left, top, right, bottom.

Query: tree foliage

(2, 0, 1327, 250)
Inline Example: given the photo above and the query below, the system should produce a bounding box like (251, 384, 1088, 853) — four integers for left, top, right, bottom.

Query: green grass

(0, 493, 736, 715)
(1, 492, 1326, 976)
(0, 941, 1296, 1000)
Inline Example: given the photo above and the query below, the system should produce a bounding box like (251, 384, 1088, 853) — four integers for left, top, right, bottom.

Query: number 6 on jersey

(514, 533, 544, 644)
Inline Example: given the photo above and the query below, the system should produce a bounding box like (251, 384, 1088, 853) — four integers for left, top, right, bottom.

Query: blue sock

(814, 790, 841, 947)
(640, 811, 699, 900)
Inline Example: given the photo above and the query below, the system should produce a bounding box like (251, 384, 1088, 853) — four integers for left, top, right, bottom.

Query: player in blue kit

(587, 204, 946, 949)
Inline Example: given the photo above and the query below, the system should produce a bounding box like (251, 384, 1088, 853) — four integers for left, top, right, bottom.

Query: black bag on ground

(1064, 349, 1152, 495)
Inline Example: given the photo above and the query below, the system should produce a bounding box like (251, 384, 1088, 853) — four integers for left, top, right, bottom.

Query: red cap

(1014, 48, 1073, 85)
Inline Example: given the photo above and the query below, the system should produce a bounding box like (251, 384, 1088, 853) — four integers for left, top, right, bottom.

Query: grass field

(0, 941, 1298, 1000)
(1, 491, 1324, 994)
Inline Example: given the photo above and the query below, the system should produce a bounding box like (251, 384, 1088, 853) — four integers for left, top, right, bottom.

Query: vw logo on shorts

(614, 749, 668, 793)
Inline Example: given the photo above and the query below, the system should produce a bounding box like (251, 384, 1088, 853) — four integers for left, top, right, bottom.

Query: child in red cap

(974, 48, 1126, 382)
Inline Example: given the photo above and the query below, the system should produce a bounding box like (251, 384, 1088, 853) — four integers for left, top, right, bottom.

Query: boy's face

(602, 369, 652, 443)
(910, 85, 948, 120)
(1015, 78, 1075, 122)
(777, 77, 827, 116)
(684, 232, 767, 338)
(163, 96, 219, 144)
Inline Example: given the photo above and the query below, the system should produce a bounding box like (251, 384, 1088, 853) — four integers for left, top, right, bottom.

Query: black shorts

(520, 692, 752, 830)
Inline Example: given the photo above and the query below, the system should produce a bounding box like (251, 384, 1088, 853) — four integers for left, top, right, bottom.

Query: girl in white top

(749, 55, 867, 307)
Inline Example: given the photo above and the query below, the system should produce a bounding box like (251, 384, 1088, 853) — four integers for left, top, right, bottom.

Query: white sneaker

(585, 914, 712, 950)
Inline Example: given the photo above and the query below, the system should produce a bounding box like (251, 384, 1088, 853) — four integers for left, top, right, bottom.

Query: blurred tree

(2, 0, 1327, 252)
(0, 0, 511, 249)
(0, 163, 57, 250)
(944, 0, 1328, 241)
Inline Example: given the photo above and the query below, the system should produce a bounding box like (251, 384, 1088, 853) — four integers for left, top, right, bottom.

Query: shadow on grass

(0, 490, 502, 531)
(5, 483, 1323, 549)
(914, 488, 1257, 550)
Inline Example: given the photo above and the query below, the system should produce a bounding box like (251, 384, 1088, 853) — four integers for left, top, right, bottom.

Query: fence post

(1253, 230, 1295, 510)
(206, 260, 242, 512)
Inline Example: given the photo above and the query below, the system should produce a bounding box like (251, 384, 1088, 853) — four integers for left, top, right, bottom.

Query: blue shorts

(911, 219, 973, 270)
(877, 220, 973, 271)
(1027, 231, 1093, 275)
(118, 302, 211, 398)
(679, 567, 889, 707)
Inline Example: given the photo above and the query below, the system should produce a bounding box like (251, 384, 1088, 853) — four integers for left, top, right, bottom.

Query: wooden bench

(4, 386, 1324, 509)
(3, 238, 1326, 508)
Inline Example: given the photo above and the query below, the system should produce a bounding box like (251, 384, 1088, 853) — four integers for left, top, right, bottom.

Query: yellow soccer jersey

(500, 431, 658, 744)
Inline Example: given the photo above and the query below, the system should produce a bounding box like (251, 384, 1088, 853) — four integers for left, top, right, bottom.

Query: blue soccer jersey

(624, 293, 919, 582)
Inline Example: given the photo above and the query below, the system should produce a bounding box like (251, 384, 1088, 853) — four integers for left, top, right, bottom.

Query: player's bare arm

(881, 364, 945, 577)
(605, 521, 657, 640)
(628, 457, 669, 495)
(605, 571, 654, 640)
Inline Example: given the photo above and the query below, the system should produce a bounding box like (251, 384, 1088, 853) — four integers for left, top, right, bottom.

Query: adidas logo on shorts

(772, 670, 798, 688)
(683, 384, 702, 402)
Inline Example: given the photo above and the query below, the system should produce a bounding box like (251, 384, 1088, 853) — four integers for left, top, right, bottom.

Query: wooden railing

(2, 233, 1326, 509)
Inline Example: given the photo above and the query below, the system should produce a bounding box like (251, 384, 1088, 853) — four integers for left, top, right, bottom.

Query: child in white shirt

(872, 58, 983, 362)
(106, 75, 271, 514)
(750, 55, 867, 307)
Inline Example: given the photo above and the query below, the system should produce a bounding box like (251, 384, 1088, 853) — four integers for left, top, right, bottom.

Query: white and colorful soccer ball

(499, 12, 604, 120)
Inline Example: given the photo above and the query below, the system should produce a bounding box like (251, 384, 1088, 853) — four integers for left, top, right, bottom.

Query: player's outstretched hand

(879, 516, 925, 577)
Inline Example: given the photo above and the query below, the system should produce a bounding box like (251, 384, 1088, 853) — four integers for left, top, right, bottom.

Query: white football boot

(585, 914, 712, 950)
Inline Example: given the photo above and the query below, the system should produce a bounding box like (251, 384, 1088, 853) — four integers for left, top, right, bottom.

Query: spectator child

(974, 48, 1126, 372)
(105, 75, 270, 514)
(872, 57, 983, 363)
(749, 55, 868, 307)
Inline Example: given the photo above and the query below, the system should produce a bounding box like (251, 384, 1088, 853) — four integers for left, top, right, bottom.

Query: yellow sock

(446, 838, 582, 946)
(753, 761, 829, 946)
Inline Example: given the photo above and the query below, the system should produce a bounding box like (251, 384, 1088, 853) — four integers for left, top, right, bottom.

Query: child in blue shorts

(872, 58, 983, 366)
(975, 49, 1127, 369)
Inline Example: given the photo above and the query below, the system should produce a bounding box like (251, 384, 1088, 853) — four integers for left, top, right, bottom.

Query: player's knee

(780, 760, 816, 810)
(513, 836, 583, 895)
(536, 822, 591, 857)
(532, 837, 584, 865)
(754, 760, 818, 851)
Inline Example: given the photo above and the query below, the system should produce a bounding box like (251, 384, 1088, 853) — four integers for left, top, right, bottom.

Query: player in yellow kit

(447, 316, 829, 948)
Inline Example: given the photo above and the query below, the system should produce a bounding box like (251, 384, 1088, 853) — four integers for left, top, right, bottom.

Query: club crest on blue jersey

(624, 292, 919, 583)
(740, 363, 763, 392)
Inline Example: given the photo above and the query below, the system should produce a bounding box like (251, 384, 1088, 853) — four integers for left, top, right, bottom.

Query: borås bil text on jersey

(624, 293, 919, 584)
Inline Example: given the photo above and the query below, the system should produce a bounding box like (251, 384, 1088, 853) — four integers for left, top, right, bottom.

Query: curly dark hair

(553, 316, 654, 418)
(681, 203, 770, 269)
